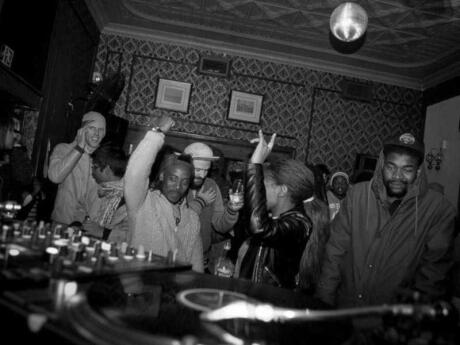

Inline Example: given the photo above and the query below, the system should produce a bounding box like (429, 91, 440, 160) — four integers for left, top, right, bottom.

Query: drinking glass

(229, 179, 244, 204)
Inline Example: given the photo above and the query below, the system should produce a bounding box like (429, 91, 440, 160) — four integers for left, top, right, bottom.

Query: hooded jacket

(234, 163, 312, 289)
(316, 152, 456, 307)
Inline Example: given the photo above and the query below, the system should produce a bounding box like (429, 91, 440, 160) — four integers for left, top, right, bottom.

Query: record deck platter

(64, 270, 352, 345)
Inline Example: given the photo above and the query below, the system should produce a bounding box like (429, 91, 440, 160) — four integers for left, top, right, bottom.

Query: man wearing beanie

(183, 142, 243, 273)
(48, 111, 106, 225)
(327, 171, 350, 220)
(316, 133, 456, 308)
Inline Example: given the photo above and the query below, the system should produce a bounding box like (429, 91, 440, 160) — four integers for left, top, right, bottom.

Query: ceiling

(85, 0, 460, 90)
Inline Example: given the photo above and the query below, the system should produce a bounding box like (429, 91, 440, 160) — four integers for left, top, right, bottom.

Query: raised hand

(157, 115, 175, 133)
(249, 129, 276, 164)
(228, 190, 244, 212)
(197, 186, 217, 206)
(75, 125, 89, 150)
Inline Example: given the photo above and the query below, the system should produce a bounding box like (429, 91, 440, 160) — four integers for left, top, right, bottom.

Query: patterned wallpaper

(94, 33, 423, 175)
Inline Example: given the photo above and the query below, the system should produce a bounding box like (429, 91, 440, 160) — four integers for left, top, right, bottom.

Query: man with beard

(125, 117, 203, 272)
(183, 142, 243, 273)
(327, 171, 350, 220)
(316, 133, 456, 308)
(48, 111, 106, 226)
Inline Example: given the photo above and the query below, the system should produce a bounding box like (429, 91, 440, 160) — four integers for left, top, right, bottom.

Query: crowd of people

(0, 110, 458, 311)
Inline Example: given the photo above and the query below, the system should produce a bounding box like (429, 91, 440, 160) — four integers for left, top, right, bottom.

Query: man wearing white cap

(326, 171, 350, 220)
(48, 111, 106, 225)
(183, 142, 243, 273)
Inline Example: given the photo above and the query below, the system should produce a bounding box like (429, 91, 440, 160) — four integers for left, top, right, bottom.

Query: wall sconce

(425, 140, 447, 170)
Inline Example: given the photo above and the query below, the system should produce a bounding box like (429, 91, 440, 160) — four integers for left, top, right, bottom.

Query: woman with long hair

(299, 196, 330, 291)
(234, 130, 329, 290)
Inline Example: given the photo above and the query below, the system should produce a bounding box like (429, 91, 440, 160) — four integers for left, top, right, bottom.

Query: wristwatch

(74, 145, 85, 154)
(151, 127, 163, 133)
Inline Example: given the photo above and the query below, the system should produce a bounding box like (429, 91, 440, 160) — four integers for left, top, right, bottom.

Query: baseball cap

(383, 133, 425, 160)
(183, 142, 219, 161)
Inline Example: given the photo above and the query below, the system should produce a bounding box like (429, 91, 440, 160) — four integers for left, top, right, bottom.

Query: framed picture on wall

(155, 78, 192, 113)
(227, 90, 263, 124)
(198, 55, 231, 78)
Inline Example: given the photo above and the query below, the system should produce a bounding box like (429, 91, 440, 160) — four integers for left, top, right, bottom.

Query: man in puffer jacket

(316, 133, 456, 307)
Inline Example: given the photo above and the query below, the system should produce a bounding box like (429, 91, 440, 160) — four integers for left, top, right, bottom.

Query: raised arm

(124, 117, 174, 213)
(48, 127, 88, 183)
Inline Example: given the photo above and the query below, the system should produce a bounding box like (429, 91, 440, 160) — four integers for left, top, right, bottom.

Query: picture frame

(198, 55, 231, 78)
(227, 90, 263, 124)
(155, 78, 192, 113)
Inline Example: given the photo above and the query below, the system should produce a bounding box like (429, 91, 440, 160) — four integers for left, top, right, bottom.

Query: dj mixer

(0, 218, 191, 290)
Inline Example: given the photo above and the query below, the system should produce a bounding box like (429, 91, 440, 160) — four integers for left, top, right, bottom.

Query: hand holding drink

(228, 179, 244, 210)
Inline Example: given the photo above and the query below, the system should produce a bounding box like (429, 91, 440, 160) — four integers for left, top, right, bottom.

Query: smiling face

(160, 162, 192, 204)
(85, 122, 106, 149)
(81, 112, 106, 150)
(382, 151, 419, 199)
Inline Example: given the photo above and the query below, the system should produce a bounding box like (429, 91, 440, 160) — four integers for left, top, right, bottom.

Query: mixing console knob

(0, 201, 21, 220)
(12, 222, 21, 237)
(53, 225, 63, 239)
(1, 224, 10, 242)
(109, 246, 119, 261)
(136, 245, 146, 260)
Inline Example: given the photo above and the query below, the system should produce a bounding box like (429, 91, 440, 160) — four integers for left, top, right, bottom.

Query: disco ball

(330, 2, 368, 42)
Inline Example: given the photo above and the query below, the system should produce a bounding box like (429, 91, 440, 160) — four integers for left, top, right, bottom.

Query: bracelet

(151, 127, 163, 133)
(74, 145, 85, 154)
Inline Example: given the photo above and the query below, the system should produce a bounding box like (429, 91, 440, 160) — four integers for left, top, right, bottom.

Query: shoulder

(51, 142, 73, 154)
(204, 177, 220, 191)
(281, 208, 312, 226)
(423, 189, 456, 217)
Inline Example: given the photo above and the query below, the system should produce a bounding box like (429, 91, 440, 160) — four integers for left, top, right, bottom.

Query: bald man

(48, 111, 106, 225)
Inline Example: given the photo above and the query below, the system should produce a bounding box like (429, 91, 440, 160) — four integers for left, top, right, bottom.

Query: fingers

(158, 115, 175, 133)
(249, 130, 276, 147)
(161, 119, 174, 133)
(258, 129, 264, 142)
(267, 133, 276, 150)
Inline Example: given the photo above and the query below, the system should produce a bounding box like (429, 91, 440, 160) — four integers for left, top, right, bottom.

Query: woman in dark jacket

(234, 130, 329, 290)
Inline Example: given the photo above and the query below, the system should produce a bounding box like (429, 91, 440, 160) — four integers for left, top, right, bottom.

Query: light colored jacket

(124, 130, 203, 272)
(48, 142, 98, 225)
(187, 177, 238, 255)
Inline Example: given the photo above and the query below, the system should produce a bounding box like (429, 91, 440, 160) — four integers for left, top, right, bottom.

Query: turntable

(62, 269, 460, 345)
(64, 270, 351, 345)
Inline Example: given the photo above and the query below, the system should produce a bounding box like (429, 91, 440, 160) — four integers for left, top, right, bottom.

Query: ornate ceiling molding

(104, 24, 422, 89)
(86, 0, 460, 90)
